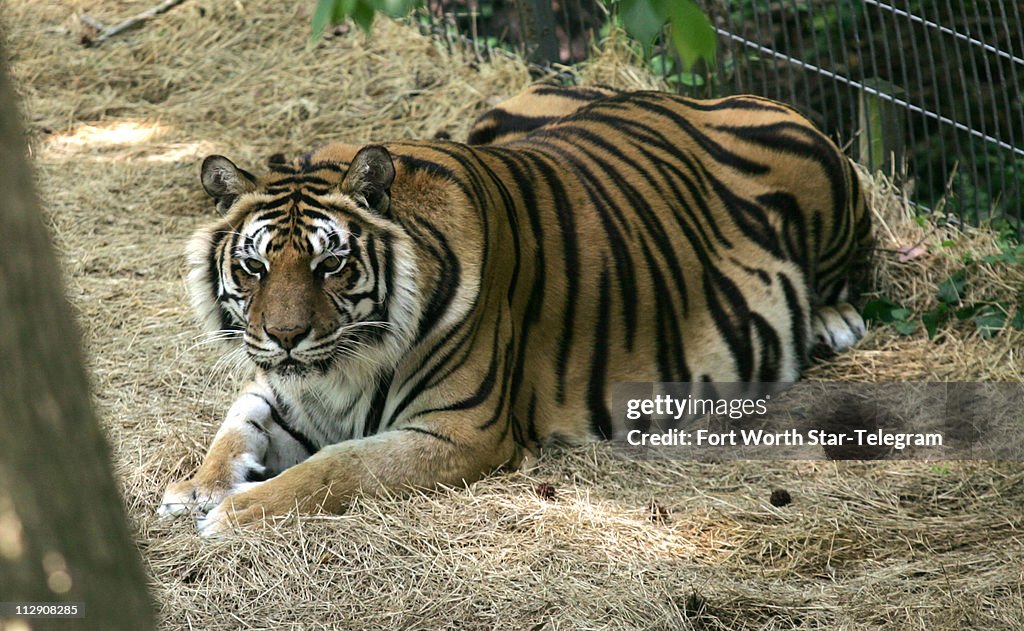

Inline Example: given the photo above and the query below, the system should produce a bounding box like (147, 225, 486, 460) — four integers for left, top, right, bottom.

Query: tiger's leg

(811, 303, 866, 355)
(159, 384, 309, 518)
(196, 416, 517, 536)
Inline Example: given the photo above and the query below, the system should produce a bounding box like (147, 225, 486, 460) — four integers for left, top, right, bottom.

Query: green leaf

(350, 0, 376, 32)
(1011, 308, 1024, 330)
(954, 303, 978, 320)
(984, 243, 1024, 264)
(892, 320, 918, 335)
(379, 0, 415, 15)
(862, 297, 902, 323)
(619, 0, 669, 49)
(863, 296, 921, 334)
(668, 71, 705, 87)
(311, 0, 338, 42)
(649, 54, 674, 76)
(972, 305, 1006, 338)
(667, 0, 717, 71)
(890, 307, 911, 321)
(940, 239, 956, 248)
(332, 0, 355, 22)
(937, 270, 967, 305)
(311, 0, 401, 41)
(922, 304, 950, 339)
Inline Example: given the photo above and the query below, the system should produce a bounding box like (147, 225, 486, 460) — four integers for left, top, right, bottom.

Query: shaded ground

(5, 1, 1023, 629)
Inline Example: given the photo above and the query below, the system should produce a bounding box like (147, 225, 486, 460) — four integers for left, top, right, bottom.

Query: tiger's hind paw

(812, 303, 866, 356)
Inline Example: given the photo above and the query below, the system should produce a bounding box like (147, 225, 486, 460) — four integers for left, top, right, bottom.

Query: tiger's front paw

(196, 482, 280, 537)
(812, 303, 866, 354)
(158, 462, 266, 519)
(158, 479, 234, 518)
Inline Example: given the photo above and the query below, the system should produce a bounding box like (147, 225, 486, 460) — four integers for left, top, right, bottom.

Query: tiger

(159, 88, 872, 534)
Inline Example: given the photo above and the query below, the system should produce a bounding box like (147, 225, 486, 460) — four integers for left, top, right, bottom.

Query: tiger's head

(188, 145, 419, 381)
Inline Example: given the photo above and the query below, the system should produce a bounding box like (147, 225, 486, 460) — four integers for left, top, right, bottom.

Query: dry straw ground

(5, 1, 1024, 629)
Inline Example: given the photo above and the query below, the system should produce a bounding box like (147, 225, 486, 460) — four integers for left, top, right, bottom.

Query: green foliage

(617, 0, 666, 49)
(936, 270, 966, 305)
(310, 0, 717, 75)
(870, 238, 1024, 340)
(863, 296, 917, 335)
(311, 0, 416, 41)
(616, 0, 716, 71)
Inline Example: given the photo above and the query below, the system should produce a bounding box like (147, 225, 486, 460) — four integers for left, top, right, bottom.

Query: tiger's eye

(318, 255, 344, 274)
(243, 257, 266, 275)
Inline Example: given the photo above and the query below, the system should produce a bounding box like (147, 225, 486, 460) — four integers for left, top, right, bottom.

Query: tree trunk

(0, 42, 155, 630)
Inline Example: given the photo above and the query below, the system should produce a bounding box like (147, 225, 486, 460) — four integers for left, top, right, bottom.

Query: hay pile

(808, 166, 1024, 383)
(5, 1, 1023, 629)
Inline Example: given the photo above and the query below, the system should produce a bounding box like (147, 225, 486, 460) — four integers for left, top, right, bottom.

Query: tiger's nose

(264, 324, 310, 351)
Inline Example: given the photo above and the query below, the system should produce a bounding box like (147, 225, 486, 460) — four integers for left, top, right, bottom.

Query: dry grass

(5, 1, 1023, 629)
(807, 166, 1024, 383)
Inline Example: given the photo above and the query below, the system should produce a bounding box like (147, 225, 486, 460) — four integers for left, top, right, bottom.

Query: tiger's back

(461, 90, 871, 437)
(466, 84, 618, 145)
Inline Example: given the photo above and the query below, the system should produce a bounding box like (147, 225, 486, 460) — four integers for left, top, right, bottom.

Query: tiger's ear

(341, 145, 395, 216)
(201, 155, 256, 213)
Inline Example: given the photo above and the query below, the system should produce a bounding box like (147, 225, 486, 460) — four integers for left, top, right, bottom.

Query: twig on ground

(80, 0, 188, 47)
(78, 14, 107, 33)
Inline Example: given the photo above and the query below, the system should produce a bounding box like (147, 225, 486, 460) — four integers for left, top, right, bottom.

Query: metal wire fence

(418, 0, 1024, 236)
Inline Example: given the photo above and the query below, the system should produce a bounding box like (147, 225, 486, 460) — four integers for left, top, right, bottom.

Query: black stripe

(266, 175, 332, 188)
(589, 98, 772, 175)
(530, 85, 616, 100)
(467, 112, 559, 145)
(395, 155, 460, 186)
(300, 209, 336, 224)
(208, 230, 233, 330)
(482, 149, 546, 418)
(477, 328, 516, 432)
(524, 142, 637, 360)
(305, 161, 345, 173)
(733, 259, 772, 286)
(289, 190, 326, 208)
(698, 162, 784, 259)
(525, 391, 540, 445)
(750, 312, 782, 382)
(757, 191, 808, 269)
(466, 123, 500, 146)
(400, 426, 456, 445)
(703, 267, 755, 381)
(251, 394, 319, 455)
(778, 272, 808, 368)
(365, 372, 393, 435)
(550, 128, 692, 367)
(587, 265, 613, 438)
(257, 195, 292, 210)
(434, 312, 503, 415)
(677, 95, 792, 114)
(406, 217, 461, 339)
